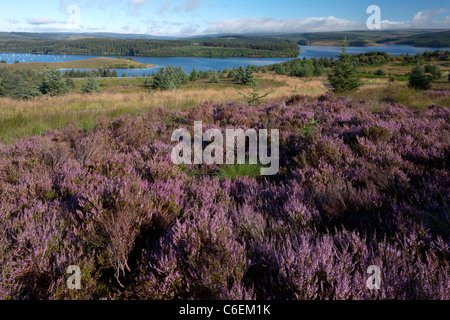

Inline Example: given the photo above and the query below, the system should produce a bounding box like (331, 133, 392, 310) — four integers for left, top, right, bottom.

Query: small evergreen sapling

(81, 77, 100, 94)
(408, 65, 431, 90)
(328, 40, 361, 93)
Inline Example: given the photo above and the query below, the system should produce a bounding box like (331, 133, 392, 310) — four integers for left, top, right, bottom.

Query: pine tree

(0, 69, 41, 99)
(9, 75, 41, 100)
(152, 66, 189, 91)
(328, 40, 361, 93)
(81, 77, 100, 94)
(275, 64, 286, 75)
(424, 64, 442, 80)
(408, 65, 431, 90)
(189, 67, 199, 81)
(313, 63, 325, 76)
(233, 66, 255, 85)
(210, 74, 220, 83)
(39, 70, 70, 96)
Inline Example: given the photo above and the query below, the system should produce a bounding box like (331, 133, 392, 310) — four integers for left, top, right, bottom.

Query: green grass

(216, 163, 265, 180)
(0, 57, 154, 72)
(178, 163, 266, 180)
(349, 82, 450, 109)
(0, 104, 146, 141)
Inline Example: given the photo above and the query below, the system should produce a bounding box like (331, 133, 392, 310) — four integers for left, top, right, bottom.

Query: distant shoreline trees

(0, 38, 299, 58)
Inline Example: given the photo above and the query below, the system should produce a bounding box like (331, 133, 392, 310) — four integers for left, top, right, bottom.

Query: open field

(0, 57, 154, 71)
(1, 70, 449, 142)
(0, 73, 328, 142)
(359, 59, 450, 77)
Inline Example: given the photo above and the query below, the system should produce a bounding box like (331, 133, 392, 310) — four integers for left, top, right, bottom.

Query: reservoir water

(1, 45, 449, 77)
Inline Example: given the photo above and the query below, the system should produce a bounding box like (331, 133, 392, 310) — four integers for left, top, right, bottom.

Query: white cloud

(380, 9, 450, 29)
(27, 17, 56, 25)
(129, 0, 147, 5)
(206, 17, 365, 34)
(204, 9, 450, 34)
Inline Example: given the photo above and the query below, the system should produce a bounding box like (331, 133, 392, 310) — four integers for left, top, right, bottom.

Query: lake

(1, 44, 449, 77)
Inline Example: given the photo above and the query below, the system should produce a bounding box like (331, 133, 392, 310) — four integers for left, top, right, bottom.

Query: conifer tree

(39, 70, 70, 96)
(81, 77, 100, 94)
(408, 65, 431, 90)
(328, 39, 361, 93)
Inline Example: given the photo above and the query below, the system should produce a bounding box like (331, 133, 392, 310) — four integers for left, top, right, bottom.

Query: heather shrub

(363, 125, 392, 144)
(137, 178, 250, 299)
(0, 94, 449, 300)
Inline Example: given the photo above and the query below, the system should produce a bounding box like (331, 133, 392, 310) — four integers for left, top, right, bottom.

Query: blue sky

(0, 0, 449, 36)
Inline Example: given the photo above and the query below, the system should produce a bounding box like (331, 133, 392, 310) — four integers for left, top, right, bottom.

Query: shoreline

(0, 57, 156, 71)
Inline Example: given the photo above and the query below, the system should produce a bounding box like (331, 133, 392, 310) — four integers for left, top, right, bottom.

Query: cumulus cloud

(27, 17, 56, 25)
(381, 9, 450, 29)
(206, 16, 365, 34)
(204, 9, 450, 34)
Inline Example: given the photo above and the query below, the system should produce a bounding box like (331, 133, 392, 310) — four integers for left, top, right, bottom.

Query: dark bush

(408, 65, 431, 90)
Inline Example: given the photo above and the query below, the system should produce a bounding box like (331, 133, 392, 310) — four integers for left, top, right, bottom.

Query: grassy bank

(0, 73, 327, 142)
(0, 57, 155, 71)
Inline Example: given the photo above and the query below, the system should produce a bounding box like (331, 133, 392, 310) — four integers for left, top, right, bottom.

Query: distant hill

(0, 30, 448, 59)
(1, 30, 449, 47)
(0, 36, 300, 58)
(272, 30, 450, 47)
(0, 32, 177, 41)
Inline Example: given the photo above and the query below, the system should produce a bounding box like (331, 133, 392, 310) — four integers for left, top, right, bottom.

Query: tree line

(62, 68, 119, 78)
(0, 38, 299, 58)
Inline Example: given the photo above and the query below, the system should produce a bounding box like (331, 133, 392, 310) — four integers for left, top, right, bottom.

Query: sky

(0, 0, 449, 37)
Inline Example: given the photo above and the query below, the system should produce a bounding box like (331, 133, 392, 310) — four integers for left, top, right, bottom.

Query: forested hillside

(277, 30, 450, 47)
(0, 37, 299, 58)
